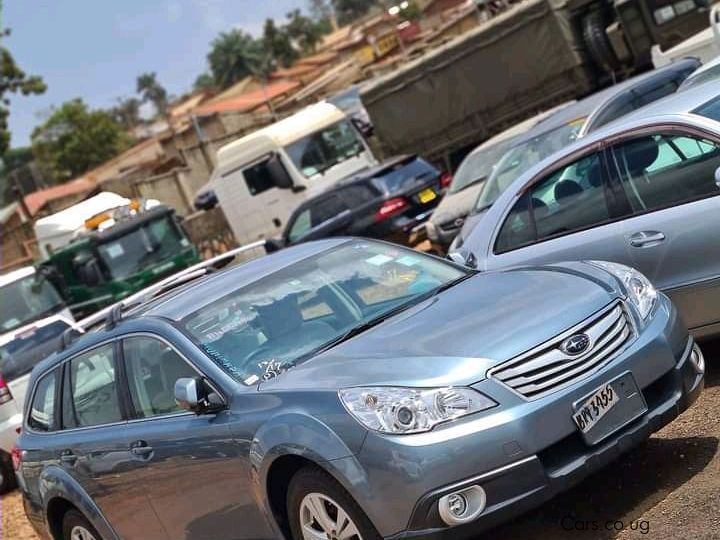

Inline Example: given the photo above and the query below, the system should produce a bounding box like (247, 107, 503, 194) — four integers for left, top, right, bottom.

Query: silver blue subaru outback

(17, 239, 703, 540)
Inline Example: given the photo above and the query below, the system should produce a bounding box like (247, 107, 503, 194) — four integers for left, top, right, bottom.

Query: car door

(118, 335, 264, 540)
(605, 130, 720, 333)
(57, 343, 167, 539)
(486, 150, 637, 271)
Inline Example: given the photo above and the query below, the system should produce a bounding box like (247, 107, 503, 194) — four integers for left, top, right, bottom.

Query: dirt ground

(2, 343, 719, 540)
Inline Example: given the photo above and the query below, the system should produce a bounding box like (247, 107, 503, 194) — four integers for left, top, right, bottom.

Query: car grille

(488, 303, 635, 400)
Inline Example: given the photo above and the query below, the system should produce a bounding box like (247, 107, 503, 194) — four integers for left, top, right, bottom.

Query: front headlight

(338, 386, 496, 434)
(589, 261, 657, 319)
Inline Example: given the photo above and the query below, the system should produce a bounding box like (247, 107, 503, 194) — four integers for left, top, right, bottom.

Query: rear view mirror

(175, 377, 225, 414)
(267, 153, 295, 190)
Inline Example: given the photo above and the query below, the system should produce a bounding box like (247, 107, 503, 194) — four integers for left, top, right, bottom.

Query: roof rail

(77, 240, 267, 333)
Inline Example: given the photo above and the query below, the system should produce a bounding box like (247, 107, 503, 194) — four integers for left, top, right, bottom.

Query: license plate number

(573, 383, 618, 433)
(418, 188, 436, 204)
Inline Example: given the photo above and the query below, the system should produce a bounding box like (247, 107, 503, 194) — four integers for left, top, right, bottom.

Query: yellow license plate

(418, 188, 436, 204)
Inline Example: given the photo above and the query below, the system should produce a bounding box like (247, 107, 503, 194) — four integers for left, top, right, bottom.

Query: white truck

(0, 267, 80, 491)
(211, 102, 378, 245)
(652, 3, 720, 67)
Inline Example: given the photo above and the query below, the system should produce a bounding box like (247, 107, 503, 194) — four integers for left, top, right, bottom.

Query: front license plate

(573, 384, 618, 433)
(418, 188, 437, 204)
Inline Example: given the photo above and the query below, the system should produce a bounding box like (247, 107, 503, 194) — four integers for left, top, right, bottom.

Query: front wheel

(287, 466, 381, 540)
(0, 452, 17, 494)
(62, 509, 102, 540)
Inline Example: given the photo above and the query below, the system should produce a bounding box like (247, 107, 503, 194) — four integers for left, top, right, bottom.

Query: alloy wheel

(70, 525, 97, 540)
(299, 492, 363, 540)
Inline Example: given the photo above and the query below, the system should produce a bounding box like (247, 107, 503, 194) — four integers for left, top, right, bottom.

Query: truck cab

(212, 102, 377, 245)
(38, 200, 200, 318)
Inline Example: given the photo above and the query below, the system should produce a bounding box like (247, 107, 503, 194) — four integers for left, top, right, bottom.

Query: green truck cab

(40, 204, 200, 318)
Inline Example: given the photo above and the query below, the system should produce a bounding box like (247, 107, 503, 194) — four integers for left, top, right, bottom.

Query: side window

(64, 344, 123, 428)
(338, 185, 375, 206)
(288, 209, 311, 243)
(609, 133, 720, 213)
(244, 159, 275, 196)
(28, 369, 58, 432)
(123, 337, 197, 419)
(495, 153, 610, 252)
(311, 195, 348, 227)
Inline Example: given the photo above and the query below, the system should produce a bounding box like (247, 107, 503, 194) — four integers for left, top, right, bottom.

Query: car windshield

(0, 320, 70, 380)
(474, 118, 585, 211)
(97, 216, 187, 280)
(0, 275, 64, 333)
(679, 64, 720, 91)
(182, 241, 467, 385)
(450, 138, 518, 194)
(285, 120, 365, 178)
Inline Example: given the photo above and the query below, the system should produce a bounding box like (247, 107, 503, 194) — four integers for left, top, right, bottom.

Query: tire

(582, 9, 621, 73)
(62, 509, 103, 540)
(0, 453, 17, 494)
(287, 466, 381, 540)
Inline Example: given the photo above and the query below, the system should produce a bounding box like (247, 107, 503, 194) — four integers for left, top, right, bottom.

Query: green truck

(37, 201, 200, 319)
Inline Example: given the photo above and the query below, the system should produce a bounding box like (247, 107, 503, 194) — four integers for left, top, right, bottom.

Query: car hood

(430, 182, 485, 226)
(261, 264, 620, 390)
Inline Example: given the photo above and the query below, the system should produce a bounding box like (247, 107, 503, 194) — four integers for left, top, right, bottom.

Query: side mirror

(351, 117, 374, 138)
(715, 166, 720, 188)
(174, 377, 225, 414)
(267, 153, 295, 190)
(447, 252, 467, 266)
(264, 237, 285, 253)
(77, 258, 102, 287)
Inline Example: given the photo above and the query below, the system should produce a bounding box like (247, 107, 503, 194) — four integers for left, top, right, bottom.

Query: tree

(110, 97, 141, 131)
(331, 0, 378, 25)
(262, 18, 299, 68)
(207, 29, 263, 90)
(308, 0, 333, 21)
(0, 29, 47, 157)
(193, 72, 216, 92)
(31, 99, 133, 182)
(136, 72, 168, 118)
(285, 9, 332, 54)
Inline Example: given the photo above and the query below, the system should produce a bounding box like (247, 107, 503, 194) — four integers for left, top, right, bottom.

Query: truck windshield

(0, 320, 70, 380)
(0, 275, 64, 333)
(97, 216, 186, 280)
(183, 241, 467, 386)
(285, 120, 365, 178)
(474, 119, 585, 212)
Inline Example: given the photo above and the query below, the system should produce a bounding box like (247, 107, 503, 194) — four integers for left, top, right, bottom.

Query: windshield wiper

(453, 176, 487, 194)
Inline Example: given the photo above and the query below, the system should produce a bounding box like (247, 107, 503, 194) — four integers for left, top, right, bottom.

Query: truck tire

(583, 9, 621, 73)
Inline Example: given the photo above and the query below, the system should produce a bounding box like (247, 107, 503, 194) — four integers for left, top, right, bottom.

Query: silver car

(18, 239, 704, 540)
(450, 81, 720, 339)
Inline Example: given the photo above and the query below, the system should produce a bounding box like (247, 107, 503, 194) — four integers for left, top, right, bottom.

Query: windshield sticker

(366, 254, 393, 266)
(105, 244, 124, 258)
(396, 255, 418, 267)
(244, 374, 260, 385)
(259, 359, 286, 381)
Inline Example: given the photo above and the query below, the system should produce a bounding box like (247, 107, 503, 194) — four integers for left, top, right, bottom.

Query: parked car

(449, 80, 720, 340)
(450, 57, 701, 255)
(678, 54, 720, 91)
(17, 238, 704, 540)
(271, 155, 443, 249)
(426, 103, 574, 253)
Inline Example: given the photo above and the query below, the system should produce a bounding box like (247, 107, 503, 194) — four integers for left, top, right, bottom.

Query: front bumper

(345, 296, 703, 539)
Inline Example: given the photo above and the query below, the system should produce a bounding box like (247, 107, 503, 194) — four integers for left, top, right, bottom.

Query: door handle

(130, 440, 153, 458)
(629, 231, 665, 247)
(59, 450, 77, 466)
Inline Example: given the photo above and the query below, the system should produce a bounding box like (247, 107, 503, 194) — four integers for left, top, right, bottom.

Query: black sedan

(269, 155, 446, 249)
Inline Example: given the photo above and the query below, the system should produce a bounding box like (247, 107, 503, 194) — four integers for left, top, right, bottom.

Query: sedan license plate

(573, 384, 618, 433)
(418, 188, 437, 204)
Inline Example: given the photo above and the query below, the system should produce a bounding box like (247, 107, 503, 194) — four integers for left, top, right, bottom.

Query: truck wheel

(583, 9, 621, 73)
(62, 509, 102, 540)
(0, 452, 17, 494)
(287, 466, 381, 540)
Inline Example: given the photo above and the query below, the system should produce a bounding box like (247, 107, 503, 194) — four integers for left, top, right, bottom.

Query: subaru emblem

(560, 334, 591, 356)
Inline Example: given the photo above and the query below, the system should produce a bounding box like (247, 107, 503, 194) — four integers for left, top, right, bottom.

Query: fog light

(438, 485, 486, 526)
(690, 344, 705, 374)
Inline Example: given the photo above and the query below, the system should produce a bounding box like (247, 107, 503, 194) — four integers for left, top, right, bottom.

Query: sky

(5, 0, 307, 147)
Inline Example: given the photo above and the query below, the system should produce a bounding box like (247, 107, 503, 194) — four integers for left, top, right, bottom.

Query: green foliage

(308, 0, 333, 21)
(136, 72, 168, 118)
(31, 99, 133, 182)
(263, 18, 299, 68)
(0, 30, 47, 157)
(110, 97, 141, 130)
(1, 146, 33, 172)
(285, 9, 332, 54)
(332, 0, 378, 25)
(193, 72, 216, 92)
(207, 29, 263, 89)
